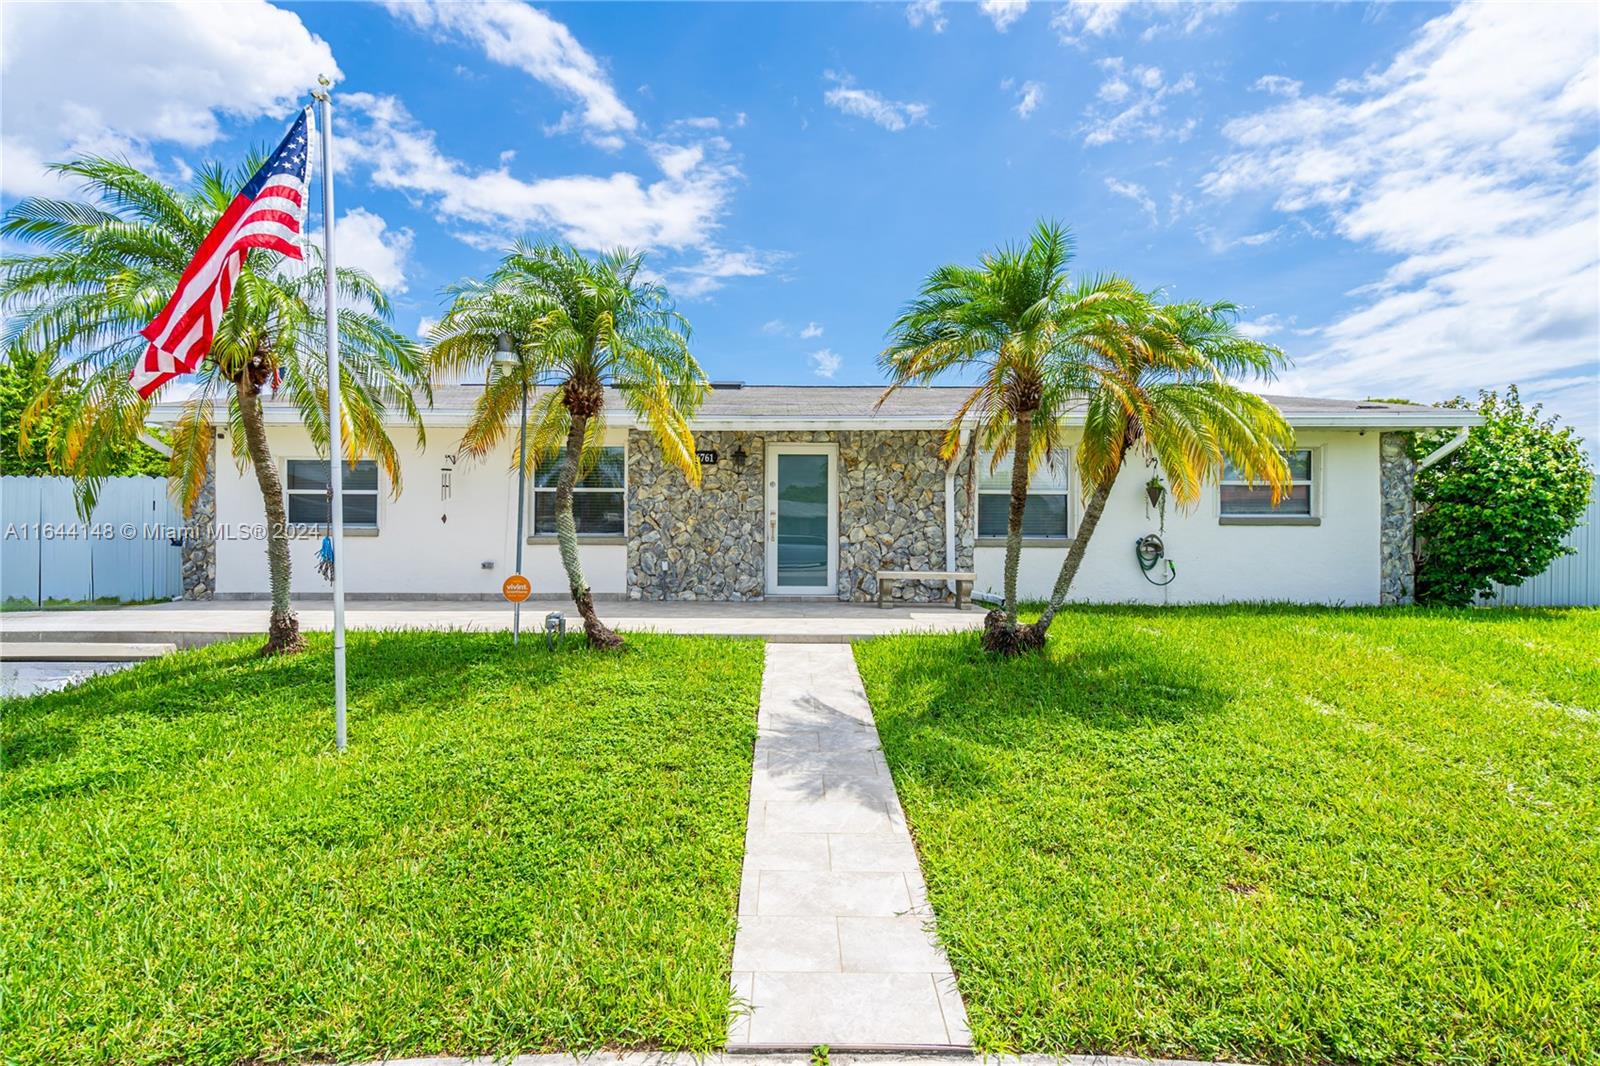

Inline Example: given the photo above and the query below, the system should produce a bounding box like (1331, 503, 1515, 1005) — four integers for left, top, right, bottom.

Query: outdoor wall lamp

(731, 444, 748, 470)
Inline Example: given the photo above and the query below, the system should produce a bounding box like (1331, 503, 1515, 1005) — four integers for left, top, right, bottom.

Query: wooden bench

(876, 569, 977, 609)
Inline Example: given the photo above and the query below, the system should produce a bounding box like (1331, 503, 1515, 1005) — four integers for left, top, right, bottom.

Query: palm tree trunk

(554, 410, 622, 649)
(1028, 474, 1116, 640)
(982, 409, 1043, 655)
(1001, 410, 1033, 623)
(236, 372, 304, 656)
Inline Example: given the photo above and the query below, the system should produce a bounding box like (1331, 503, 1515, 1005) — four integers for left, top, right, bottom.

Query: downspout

(1417, 427, 1469, 470)
(944, 423, 971, 596)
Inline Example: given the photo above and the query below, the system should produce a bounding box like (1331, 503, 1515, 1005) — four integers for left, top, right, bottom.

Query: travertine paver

(729, 643, 970, 1049)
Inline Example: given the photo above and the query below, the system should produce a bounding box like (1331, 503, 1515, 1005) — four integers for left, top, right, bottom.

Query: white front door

(765, 444, 838, 595)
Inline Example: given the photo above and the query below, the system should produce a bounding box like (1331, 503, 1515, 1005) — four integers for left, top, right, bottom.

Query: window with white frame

(285, 459, 380, 527)
(977, 451, 1072, 539)
(1220, 448, 1314, 517)
(533, 446, 625, 536)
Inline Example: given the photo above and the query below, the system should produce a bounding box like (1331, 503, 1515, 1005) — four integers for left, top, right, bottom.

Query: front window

(285, 459, 379, 527)
(533, 446, 625, 536)
(977, 451, 1071, 539)
(1220, 449, 1313, 516)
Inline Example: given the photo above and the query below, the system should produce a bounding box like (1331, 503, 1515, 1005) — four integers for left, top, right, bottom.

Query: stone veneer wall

(626, 429, 974, 602)
(181, 442, 217, 600)
(1379, 431, 1416, 606)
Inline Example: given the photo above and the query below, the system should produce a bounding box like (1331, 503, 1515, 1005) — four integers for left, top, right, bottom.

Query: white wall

(214, 424, 627, 598)
(974, 431, 1384, 605)
(216, 424, 1387, 605)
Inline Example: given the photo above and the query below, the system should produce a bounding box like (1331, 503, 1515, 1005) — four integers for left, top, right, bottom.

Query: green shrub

(1414, 386, 1592, 606)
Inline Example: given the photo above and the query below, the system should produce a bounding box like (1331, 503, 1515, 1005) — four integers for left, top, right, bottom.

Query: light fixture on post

(495, 332, 529, 645)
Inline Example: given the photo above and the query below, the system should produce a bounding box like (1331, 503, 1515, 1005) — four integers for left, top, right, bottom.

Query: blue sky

(3, 1, 1596, 445)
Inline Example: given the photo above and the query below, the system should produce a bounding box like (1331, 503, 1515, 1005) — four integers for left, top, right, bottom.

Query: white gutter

(1417, 427, 1470, 470)
(944, 423, 971, 595)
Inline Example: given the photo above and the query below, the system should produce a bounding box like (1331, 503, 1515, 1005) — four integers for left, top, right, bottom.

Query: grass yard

(1, 631, 764, 1066)
(855, 606, 1599, 1066)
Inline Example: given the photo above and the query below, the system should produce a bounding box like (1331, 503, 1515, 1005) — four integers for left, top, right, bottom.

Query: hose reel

(1135, 533, 1176, 587)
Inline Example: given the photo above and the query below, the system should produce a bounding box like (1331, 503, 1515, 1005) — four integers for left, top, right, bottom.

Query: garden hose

(1135, 533, 1177, 587)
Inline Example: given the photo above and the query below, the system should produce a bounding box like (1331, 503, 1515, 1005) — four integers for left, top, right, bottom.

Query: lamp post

(495, 332, 528, 645)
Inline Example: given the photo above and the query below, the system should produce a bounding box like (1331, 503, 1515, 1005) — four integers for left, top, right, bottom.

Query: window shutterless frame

(284, 458, 381, 529)
(1218, 447, 1318, 520)
(530, 445, 627, 537)
(975, 449, 1074, 541)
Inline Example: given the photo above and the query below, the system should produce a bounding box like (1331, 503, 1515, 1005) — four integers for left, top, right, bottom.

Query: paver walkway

(730, 643, 970, 1049)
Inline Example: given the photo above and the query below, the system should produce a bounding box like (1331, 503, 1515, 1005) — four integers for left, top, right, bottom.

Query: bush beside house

(1414, 387, 1593, 606)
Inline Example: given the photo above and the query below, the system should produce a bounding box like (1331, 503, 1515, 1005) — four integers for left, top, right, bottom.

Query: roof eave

(145, 402, 1484, 432)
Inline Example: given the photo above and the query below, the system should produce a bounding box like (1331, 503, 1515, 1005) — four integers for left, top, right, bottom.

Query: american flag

(131, 109, 312, 398)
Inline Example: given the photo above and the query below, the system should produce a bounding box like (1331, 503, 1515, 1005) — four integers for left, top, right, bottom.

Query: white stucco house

(151, 383, 1479, 607)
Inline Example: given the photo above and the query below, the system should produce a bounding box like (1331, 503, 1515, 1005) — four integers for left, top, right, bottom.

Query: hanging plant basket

(1146, 479, 1166, 509)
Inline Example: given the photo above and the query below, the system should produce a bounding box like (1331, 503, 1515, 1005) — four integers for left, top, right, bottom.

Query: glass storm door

(765, 445, 837, 595)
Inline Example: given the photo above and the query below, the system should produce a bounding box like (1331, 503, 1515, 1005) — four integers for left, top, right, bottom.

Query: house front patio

(0, 596, 985, 650)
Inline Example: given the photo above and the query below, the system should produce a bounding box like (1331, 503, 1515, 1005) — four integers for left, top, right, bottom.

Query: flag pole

(312, 76, 347, 753)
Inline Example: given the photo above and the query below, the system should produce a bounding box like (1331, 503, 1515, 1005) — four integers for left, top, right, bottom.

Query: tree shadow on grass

(860, 635, 1234, 804)
(3, 630, 756, 800)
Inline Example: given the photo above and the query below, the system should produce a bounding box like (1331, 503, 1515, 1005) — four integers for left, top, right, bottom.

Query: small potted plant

(1145, 475, 1165, 510)
(1145, 474, 1167, 531)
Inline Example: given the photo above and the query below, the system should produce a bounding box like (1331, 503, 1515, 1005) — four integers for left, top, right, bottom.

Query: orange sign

(502, 574, 531, 602)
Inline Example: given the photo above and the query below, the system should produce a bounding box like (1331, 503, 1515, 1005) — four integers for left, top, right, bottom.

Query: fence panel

(1, 477, 43, 604)
(1, 475, 184, 606)
(37, 479, 93, 602)
(1486, 485, 1599, 607)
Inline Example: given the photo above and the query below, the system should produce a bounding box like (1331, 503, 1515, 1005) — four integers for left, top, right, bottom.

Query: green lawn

(855, 607, 1599, 1066)
(2, 631, 763, 1065)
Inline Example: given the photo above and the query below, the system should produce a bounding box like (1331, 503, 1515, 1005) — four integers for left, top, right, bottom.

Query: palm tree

(879, 220, 1142, 652)
(0, 157, 428, 655)
(1020, 297, 1295, 648)
(428, 241, 707, 649)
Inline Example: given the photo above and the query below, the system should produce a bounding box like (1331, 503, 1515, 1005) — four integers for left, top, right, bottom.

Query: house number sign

(696, 449, 718, 464)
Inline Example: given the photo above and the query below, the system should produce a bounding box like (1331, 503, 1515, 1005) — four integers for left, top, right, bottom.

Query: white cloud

(383, 1, 635, 136)
(1082, 58, 1197, 146)
(1104, 177, 1158, 224)
(1236, 312, 1283, 339)
(905, 0, 947, 33)
(980, 0, 1028, 32)
(1013, 80, 1046, 119)
(0, 0, 338, 196)
(800, 322, 824, 339)
(417, 315, 439, 341)
(342, 93, 740, 253)
(1052, 1, 1236, 46)
(1194, 223, 1285, 253)
(823, 71, 930, 131)
(809, 348, 843, 379)
(1252, 74, 1302, 98)
(672, 246, 783, 298)
(1202, 2, 1600, 438)
(310, 208, 414, 294)
(762, 319, 790, 335)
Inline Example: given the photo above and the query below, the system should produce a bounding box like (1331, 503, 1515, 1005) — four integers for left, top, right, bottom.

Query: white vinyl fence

(1485, 483, 1599, 607)
(2, 476, 185, 606)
